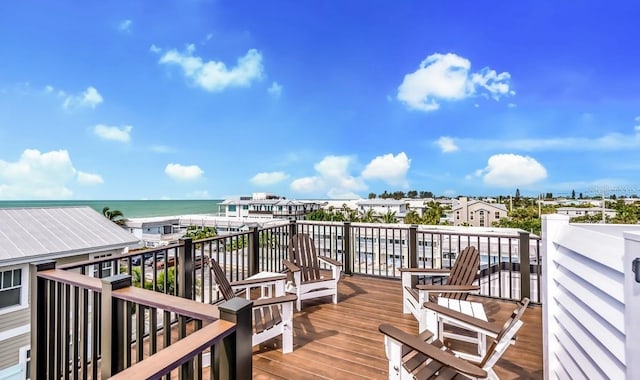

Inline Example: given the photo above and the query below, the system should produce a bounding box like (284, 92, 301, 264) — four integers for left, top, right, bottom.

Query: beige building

(451, 197, 508, 227)
(0, 207, 139, 380)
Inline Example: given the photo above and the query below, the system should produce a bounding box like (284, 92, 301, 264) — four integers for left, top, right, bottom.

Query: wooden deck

(252, 275, 543, 379)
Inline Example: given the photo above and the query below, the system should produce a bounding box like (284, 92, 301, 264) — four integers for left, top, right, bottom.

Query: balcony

(29, 217, 640, 378)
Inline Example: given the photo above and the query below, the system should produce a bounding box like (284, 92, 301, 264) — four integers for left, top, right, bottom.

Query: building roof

(356, 199, 406, 206)
(452, 200, 508, 212)
(0, 206, 140, 265)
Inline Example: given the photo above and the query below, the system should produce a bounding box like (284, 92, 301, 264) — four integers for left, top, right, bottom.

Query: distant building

(219, 194, 323, 220)
(451, 197, 508, 227)
(0, 207, 139, 380)
(556, 207, 617, 219)
(356, 199, 407, 218)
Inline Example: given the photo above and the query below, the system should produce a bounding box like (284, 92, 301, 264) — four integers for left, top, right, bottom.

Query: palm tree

(102, 207, 126, 226)
(404, 209, 421, 225)
(360, 209, 380, 223)
(422, 201, 443, 225)
(381, 210, 398, 224)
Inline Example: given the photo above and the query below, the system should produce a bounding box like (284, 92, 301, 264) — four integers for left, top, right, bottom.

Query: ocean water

(0, 200, 222, 218)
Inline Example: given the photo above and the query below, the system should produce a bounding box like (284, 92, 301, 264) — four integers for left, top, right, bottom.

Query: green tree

(571, 189, 576, 199)
(492, 206, 542, 235)
(381, 210, 398, 223)
(422, 201, 443, 225)
(360, 209, 380, 223)
(102, 206, 126, 226)
(404, 210, 421, 225)
(407, 190, 418, 198)
(367, 192, 376, 199)
(184, 225, 217, 240)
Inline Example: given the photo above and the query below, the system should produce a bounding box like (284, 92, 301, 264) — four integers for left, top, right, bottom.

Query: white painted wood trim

(624, 231, 640, 380)
(0, 323, 30, 342)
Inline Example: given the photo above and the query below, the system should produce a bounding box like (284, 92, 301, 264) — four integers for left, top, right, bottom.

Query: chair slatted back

(289, 234, 321, 282)
(480, 297, 530, 368)
(441, 246, 479, 300)
(208, 258, 235, 301)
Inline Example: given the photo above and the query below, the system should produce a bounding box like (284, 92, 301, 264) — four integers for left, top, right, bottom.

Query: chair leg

(383, 335, 403, 380)
(282, 302, 294, 353)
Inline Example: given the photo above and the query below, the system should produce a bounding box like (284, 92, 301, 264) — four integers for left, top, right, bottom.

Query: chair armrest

(378, 324, 487, 378)
(416, 284, 480, 292)
(423, 302, 501, 336)
(282, 259, 300, 273)
(398, 268, 452, 274)
(231, 274, 287, 287)
(318, 255, 343, 267)
(253, 294, 298, 308)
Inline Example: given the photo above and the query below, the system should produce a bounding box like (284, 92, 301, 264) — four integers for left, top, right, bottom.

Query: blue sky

(1, 1, 639, 200)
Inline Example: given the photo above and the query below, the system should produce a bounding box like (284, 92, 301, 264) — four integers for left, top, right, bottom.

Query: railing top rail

(113, 286, 220, 322)
(38, 268, 102, 292)
(37, 269, 221, 321)
(108, 319, 236, 380)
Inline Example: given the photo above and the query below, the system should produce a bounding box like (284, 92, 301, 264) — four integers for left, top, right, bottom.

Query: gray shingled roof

(0, 206, 140, 265)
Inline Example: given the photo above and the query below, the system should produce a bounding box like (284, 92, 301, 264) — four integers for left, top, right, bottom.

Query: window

(242, 205, 249, 210)
(19, 346, 30, 380)
(470, 212, 474, 220)
(91, 254, 114, 278)
(456, 211, 460, 220)
(163, 226, 172, 234)
(228, 205, 236, 212)
(1, 268, 22, 310)
(495, 212, 500, 219)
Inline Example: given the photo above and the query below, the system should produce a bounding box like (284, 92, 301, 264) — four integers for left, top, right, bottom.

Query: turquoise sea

(0, 200, 222, 218)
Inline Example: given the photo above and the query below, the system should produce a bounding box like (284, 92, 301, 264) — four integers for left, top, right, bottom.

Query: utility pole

(602, 190, 606, 223)
(538, 194, 542, 218)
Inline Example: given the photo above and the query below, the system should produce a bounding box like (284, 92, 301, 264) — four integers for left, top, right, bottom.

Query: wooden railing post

(101, 274, 132, 378)
(30, 260, 56, 380)
(409, 225, 418, 268)
(178, 237, 194, 300)
(343, 221, 352, 275)
(249, 227, 260, 276)
(518, 231, 531, 300)
(215, 297, 253, 380)
(288, 219, 297, 239)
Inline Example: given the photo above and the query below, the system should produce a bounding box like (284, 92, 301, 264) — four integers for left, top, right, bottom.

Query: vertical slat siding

(543, 215, 636, 380)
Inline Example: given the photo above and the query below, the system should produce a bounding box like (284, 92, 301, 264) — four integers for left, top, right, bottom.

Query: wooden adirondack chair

(379, 298, 530, 380)
(399, 246, 480, 332)
(207, 257, 297, 353)
(283, 233, 343, 311)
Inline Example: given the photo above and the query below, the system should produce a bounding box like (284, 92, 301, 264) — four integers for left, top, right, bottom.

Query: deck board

(253, 274, 543, 379)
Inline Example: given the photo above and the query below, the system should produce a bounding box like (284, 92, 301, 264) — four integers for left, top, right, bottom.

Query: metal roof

(0, 206, 140, 265)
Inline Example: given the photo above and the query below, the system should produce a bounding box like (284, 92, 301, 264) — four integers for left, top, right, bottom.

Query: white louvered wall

(542, 215, 640, 380)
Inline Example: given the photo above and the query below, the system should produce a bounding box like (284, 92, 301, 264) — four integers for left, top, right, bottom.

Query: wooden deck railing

(31, 261, 252, 379)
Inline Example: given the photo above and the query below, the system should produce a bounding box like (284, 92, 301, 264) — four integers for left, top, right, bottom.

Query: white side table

(432, 298, 492, 362)
(240, 271, 287, 299)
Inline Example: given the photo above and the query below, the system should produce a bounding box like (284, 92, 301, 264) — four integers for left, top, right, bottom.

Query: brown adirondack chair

(283, 233, 343, 311)
(379, 298, 530, 379)
(399, 246, 480, 332)
(207, 257, 297, 353)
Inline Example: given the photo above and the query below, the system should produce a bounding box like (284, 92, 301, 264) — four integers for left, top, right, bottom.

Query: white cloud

(436, 137, 459, 153)
(361, 152, 411, 187)
(159, 45, 264, 92)
(476, 154, 547, 187)
(0, 149, 90, 199)
(149, 44, 161, 53)
(165, 163, 203, 181)
(44, 85, 54, 93)
(435, 127, 640, 153)
(118, 19, 132, 32)
(63, 86, 103, 109)
(268, 81, 282, 97)
(507, 103, 517, 108)
(77, 171, 104, 185)
(397, 53, 512, 112)
(93, 124, 132, 143)
(635, 116, 640, 132)
(290, 155, 366, 198)
(251, 171, 289, 186)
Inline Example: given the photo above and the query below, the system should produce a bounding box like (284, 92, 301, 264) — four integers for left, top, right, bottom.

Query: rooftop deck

(253, 274, 543, 379)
